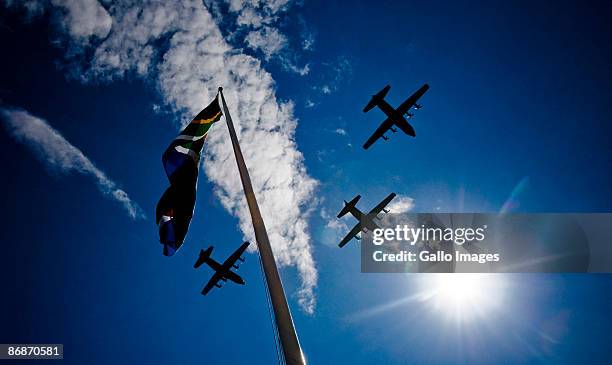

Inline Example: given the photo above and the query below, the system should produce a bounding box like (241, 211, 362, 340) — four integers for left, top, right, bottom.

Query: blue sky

(1, 1, 612, 364)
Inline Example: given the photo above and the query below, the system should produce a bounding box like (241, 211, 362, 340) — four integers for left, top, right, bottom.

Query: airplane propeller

(382, 135, 389, 141)
(232, 256, 246, 270)
(414, 103, 422, 109)
(383, 208, 390, 213)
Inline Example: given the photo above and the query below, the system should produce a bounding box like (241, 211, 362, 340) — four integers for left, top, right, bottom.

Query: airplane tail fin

(338, 195, 361, 218)
(194, 246, 213, 268)
(363, 85, 391, 112)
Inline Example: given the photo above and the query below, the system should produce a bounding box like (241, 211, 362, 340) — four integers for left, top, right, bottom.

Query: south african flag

(156, 95, 222, 256)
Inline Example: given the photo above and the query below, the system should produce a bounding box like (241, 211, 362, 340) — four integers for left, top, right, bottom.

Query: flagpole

(218, 87, 305, 365)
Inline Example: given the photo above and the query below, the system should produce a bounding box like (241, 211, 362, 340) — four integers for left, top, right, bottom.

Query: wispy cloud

(208, 0, 310, 76)
(334, 128, 347, 136)
(52, 0, 112, 40)
(6, 0, 319, 312)
(243, 25, 310, 75)
(244, 26, 288, 60)
(313, 56, 353, 95)
(320, 207, 350, 246)
(4, 0, 113, 39)
(318, 85, 332, 94)
(387, 194, 415, 214)
(0, 108, 144, 219)
(299, 18, 315, 51)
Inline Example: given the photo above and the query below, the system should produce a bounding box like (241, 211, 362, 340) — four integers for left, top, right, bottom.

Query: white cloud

(325, 217, 348, 234)
(51, 0, 112, 40)
(321, 207, 355, 247)
(280, 59, 310, 76)
(4, 0, 113, 39)
(387, 194, 415, 214)
(11, 0, 319, 312)
(334, 128, 347, 136)
(1, 108, 144, 219)
(244, 25, 288, 60)
(243, 26, 310, 75)
(235, 6, 276, 28)
(225, 0, 290, 21)
(209, 0, 310, 76)
(325, 219, 353, 243)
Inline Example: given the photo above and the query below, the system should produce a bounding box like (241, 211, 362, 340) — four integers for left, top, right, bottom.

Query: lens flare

(418, 274, 505, 322)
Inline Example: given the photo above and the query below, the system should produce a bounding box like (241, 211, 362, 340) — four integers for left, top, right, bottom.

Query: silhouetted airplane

(362, 83, 430, 149)
(337, 193, 396, 247)
(194, 241, 250, 295)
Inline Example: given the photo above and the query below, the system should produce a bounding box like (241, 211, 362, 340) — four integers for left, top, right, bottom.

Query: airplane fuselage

(346, 206, 380, 231)
(376, 99, 416, 136)
(204, 257, 245, 284)
(375, 99, 402, 120)
(220, 263, 244, 284)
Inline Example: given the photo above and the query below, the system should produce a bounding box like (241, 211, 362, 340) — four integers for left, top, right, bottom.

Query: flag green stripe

(180, 121, 214, 138)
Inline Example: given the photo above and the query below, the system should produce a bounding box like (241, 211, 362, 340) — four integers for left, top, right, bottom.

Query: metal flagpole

(217, 87, 305, 365)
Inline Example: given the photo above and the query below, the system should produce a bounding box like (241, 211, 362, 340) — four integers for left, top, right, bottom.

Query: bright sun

(418, 274, 505, 321)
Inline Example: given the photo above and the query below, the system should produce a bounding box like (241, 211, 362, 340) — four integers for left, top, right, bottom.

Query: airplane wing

(368, 193, 397, 216)
(363, 118, 394, 150)
(339, 223, 363, 248)
(223, 242, 250, 268)
(397, 84, 430, 115)
(201, 272, 223, 295)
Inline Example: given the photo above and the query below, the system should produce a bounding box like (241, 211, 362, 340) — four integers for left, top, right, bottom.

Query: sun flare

(418, 274, 505, 321)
